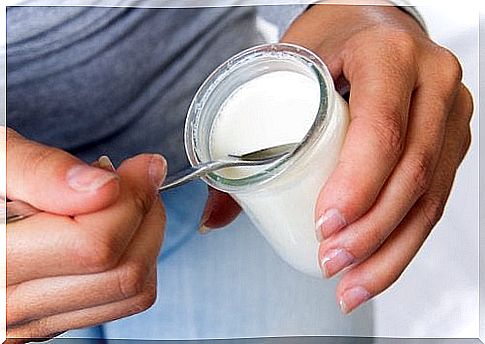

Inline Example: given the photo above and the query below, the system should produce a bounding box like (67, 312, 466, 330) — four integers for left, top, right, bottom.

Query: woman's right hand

(5, 127, 167, 343)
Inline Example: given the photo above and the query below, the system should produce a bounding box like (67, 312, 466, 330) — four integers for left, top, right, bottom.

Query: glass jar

(185, 43, 349, 277)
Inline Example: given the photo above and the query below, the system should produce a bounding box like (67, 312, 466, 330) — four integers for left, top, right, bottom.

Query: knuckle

(451, 86, 473, 159)
(460, 86, 474, 121)
(348, 28, 417, 67)
(419, 197, 445, 230)
(368, 113, 405, 159)
(129, 283, 157, 314)
(25, 318, 52, 339)
(365, 227, 387, 255)
(437, 48, 463, 87)
(6, 286, 24, 326)
(131, 188, 154, 217)
(346, 224, 384, 259)
(115, 262, 150, 299)
(73, 230, 121, 273)
(406, 151, 434, 196)
(131, 281, 157, 314)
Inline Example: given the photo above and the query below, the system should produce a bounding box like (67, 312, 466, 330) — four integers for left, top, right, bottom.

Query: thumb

(199, 186, 241, 234)
(5, 127, 120, 215)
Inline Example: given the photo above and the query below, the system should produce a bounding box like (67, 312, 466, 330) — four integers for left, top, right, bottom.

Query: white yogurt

(209, 70, 349, 277)
(210, 71, 319, 172)
(184, 44, 349, 277)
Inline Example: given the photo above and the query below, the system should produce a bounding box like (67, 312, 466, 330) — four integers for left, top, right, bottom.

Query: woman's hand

(5, 128, 167, 342)
(203, 4, 473, 313)
(283, 3, 473, 314)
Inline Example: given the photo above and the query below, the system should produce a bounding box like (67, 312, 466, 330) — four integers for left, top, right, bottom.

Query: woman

(5, 2, 472, 341)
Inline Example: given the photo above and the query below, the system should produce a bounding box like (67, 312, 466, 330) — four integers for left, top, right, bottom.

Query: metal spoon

(4, 142, 298, 224)
(160, 142, 298, 191)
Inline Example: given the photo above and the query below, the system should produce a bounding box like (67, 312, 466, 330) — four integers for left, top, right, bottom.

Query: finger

(317, 70, 456, 277)
(334, 86, 472, 314)
(7, 267, 157, 341)
(97, 155, 116, 171)
(198, 186, 241, 233)
(91, 155, 116, 172)
(5, 127, 120, 215)
(72, 154, 166, 268)
(7, 199, 164, 325)
(314, 42, 418, 239)
(7, 154, 166, 285)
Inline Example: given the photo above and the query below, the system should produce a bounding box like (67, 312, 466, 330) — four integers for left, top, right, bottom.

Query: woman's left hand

(201, 3, 474, 314)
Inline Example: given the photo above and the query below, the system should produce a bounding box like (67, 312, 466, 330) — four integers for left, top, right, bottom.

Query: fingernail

(199, 204, 212, 234)
(198, 224, 212, 234)
(198, 202, 213, 235)
(148, 154, 167, 188)
(315, 224, 324, 242)
(320, 248, 354, 278)
(98, 155, 115, 172)
(67, 165, 118, 192)
(316, 209, 346, 241)
(339, 286, 371, 314)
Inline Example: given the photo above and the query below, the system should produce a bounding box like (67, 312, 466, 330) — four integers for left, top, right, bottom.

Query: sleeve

(256, 4, 310, 39)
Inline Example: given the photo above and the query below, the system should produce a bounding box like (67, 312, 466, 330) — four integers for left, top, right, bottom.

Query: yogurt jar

(185, 43, 349, 277)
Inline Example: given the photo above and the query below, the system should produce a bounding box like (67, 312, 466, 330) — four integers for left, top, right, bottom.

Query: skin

(5, 129, 167, 342)
(6, 4, 473, 342)
(204, 4, 473, 314)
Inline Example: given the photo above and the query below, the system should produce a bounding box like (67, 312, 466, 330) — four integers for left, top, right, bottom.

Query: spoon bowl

(159, 142, 298, 191)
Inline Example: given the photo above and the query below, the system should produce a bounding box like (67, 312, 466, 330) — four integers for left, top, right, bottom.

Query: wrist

(283, 3, 427, 47)
(306, 0, 426, 32)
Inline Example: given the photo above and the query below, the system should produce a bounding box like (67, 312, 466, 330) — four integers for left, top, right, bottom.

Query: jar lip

(184, 43, 337, 194)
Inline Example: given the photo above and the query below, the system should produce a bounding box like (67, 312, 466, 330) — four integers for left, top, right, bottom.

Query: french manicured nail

(149, 154, 167, 188)
(98, 155, 116, 172)
(315, 225, 324, 242)
(320, 248, 354, 278)
(198, 224, 212, 234)
(339, 286, 371, 314)
(199, 204, 212, 234)
(315, 208, 346, 241)
(67, 165, 117, 192)
(198, 202, 213, 235)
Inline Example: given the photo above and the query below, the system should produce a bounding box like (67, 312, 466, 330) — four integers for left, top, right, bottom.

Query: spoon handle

(159, 149, 293, 192)
(5, 143, 296, 223)
(159, 161, 228, 191)
(4, 199, 41, 224)
(4, 160, 240, 223)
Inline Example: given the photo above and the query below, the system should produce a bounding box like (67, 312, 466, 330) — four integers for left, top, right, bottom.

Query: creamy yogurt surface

(210, 70, 320, 178)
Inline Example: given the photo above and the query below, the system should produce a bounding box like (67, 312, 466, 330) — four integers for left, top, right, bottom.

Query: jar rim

(184, 43, 337, 194)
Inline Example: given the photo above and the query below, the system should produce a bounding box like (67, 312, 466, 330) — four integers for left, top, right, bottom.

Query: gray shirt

(7, 5, 304, 173)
